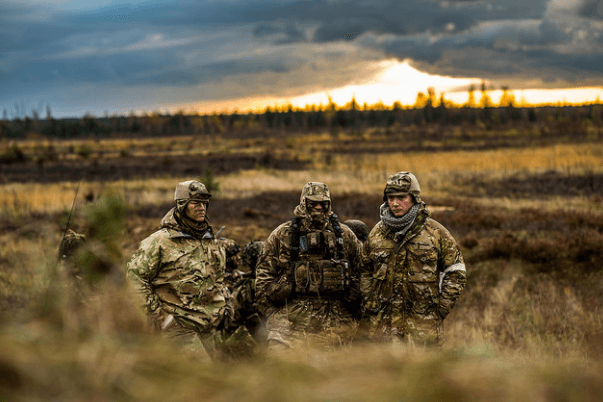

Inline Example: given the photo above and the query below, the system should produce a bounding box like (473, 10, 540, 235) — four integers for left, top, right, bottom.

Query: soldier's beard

(308, 213, 329, 231)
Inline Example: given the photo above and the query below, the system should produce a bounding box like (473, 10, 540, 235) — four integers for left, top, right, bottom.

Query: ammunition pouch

(292, 259, 351, 297)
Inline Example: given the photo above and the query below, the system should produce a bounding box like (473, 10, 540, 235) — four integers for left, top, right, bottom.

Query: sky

(2, 0, 603, 118)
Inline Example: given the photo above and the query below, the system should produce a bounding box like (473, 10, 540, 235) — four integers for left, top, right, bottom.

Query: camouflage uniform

(362, 172, 466, 346)
(126, 181, 231, 357)
(343, 219, 370, 243)
(217, 237, 245, 293)
(256, 182, 364, 350)
(58, 229, 87, 280)
(231, 241, 266, 343)
(242, 241, 264, 272)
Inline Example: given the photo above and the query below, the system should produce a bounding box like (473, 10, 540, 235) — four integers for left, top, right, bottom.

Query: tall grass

(1, 135, 602, 401)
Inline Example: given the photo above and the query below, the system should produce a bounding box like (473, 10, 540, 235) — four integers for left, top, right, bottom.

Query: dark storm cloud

(250, 0, 478, 43)
(250, 0, 549, 43)
(576, 0, 603, 19)
(375, 19, 548, 64)
(243, 0, 602, 83)
(0, 1, 300, 83)
(2, 0, 603, 118)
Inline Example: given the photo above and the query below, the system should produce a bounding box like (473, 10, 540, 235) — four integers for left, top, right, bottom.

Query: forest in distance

(2, 90, 603, 140)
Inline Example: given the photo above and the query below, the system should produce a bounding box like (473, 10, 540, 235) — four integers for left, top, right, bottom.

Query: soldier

(58, 228, 87, 279)
(362, 172, 466, 346)
(242, 240, 264, 273)
(230, 240, 265, 343)
(57, 228, 89, 300)
(58, 228, 118, 286)
(343, 219, 370, 243)
(126, 180, 234, 359)
(256, 182, 364, 352)
(217, 237, 245, 293)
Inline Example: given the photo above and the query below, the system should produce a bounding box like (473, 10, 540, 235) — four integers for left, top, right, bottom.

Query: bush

(76, 145, 92, 159)
(200, 168, 220, 194)
(469, 229, 603, 273)
(0, 144, 27, 164)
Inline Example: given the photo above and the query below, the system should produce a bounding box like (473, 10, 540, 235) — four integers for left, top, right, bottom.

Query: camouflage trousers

(364, 300, 444, 346)
(265, 300, 359, 353)
(160, 315, 257, 361)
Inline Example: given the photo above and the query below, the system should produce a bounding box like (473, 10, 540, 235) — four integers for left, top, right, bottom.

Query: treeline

(2, 100, 603, 139)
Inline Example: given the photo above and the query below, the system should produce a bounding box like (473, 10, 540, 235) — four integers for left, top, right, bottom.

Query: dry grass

(2, 331, 602, 402)
(2, 140, 602, 212)
(1, 132, 602, 401)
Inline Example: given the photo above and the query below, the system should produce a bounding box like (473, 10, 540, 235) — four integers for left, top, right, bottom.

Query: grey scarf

(380, 202, 420, 242)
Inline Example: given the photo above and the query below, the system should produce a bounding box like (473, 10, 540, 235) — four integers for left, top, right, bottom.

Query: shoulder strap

(290, 217, 301, 262)
(329, 214, 345, 260)
(287, 217, 302, 292)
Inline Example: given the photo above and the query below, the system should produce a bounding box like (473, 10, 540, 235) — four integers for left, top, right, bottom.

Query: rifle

(57, 180, 81, 262)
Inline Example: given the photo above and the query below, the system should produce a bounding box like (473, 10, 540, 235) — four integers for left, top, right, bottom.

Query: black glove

(344, 286, 361, 303)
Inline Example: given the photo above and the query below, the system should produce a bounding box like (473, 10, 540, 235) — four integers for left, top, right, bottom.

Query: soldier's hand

(345, 286, 361, 303)
(268, 279, 293, 306)
(146, 293, 161, 313)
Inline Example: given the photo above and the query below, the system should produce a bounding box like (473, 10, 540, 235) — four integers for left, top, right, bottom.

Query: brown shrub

(469, 229, 603, 274)
(459, 232, 479, 250)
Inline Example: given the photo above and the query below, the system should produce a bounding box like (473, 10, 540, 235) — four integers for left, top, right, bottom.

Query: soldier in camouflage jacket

(362, 172, 466, 346)
(126, 180, 231, 357)
(231, 241, 266, 343)
(255, 182, 364, 351)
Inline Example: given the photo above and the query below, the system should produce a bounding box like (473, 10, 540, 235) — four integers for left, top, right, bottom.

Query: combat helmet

(299, 181, 332, 216)
(343, 219, 369, 243)
(174, 180, 211, 202)
(300, 181, 331, 202)
(383, 171, 422, 203)
(58, 229, 87, 260)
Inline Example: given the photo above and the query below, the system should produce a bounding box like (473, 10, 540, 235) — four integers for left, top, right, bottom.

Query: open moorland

(1, 121, 603, 401)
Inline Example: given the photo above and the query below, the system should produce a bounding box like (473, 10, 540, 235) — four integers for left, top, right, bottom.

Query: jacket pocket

(407, 280, 438, 315)
(407, 244, 438, 282)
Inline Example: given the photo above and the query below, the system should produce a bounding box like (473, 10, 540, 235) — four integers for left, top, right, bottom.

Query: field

(1, 125, 602, 401)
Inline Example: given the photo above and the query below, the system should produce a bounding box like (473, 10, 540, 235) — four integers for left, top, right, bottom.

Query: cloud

(2, 0, 603, 117)
(546, 0, 603, 19)
(250, 0, 479, 43)
(343, 0, 603, 86)
(241, 0, 602, 86)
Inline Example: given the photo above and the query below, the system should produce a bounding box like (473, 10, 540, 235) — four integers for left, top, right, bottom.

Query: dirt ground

(0, 151, 308, 183)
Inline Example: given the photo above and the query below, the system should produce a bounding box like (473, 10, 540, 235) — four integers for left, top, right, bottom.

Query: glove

(343, 286, 361, 305)
(146, 293, 161, 313)
(268, 277, 293, 306)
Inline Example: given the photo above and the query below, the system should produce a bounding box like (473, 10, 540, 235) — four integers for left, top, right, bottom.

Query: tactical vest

(289, 215, 351, 297)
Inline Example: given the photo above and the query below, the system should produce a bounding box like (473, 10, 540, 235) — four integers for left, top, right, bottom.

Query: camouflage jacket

(362, 206, 466, 343)
(231, 275, 262, 334)
(126, 208, 229, 334)
(256, 216, 364, 322)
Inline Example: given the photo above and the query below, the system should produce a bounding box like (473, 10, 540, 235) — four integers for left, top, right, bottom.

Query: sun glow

(286, 60, 480, 108)
(185, 59, 603, 114)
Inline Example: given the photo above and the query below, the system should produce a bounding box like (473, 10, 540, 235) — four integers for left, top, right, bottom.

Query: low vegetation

(1, 126, 602, 401)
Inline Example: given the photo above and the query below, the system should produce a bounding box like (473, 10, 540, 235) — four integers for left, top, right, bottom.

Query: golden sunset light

(186, 60, 603, 115)
(286, 60, 479, 109)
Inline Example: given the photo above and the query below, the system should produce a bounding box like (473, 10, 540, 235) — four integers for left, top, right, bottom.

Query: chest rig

(288, 214, 351, 297)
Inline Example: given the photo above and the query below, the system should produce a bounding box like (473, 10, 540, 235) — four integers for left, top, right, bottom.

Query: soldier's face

(185, 200, 208, 223)
(387, 194, 414, 217)
(306, 200, 329, 219)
